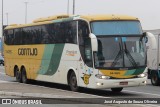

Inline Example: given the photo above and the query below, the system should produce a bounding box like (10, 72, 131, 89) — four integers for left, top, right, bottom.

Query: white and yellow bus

(4, 14, 148, 92)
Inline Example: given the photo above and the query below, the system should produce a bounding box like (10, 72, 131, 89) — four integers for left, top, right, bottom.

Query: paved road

(0, 66, 160, 107)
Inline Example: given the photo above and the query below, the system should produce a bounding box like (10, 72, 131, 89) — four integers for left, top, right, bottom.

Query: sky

(0, 0, 160, 36)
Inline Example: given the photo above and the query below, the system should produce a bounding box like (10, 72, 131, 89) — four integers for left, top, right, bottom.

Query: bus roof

(80, 14, 138, 21)
(5, 14, 139, 30)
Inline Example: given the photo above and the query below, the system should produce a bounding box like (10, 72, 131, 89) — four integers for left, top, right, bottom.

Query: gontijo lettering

(18, 48, 38, 56)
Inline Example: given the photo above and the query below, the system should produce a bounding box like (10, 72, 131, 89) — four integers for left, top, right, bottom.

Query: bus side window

(14, 29, 22, 45)
(5, 30, 14, 45)
(64, 21, 77, 44)
(22, 27, 32, 45)
(54, 23, 62, 43)
(78, 20, 93, 67)
(45, 24, 55, 44)
(41, 25, 50, 44)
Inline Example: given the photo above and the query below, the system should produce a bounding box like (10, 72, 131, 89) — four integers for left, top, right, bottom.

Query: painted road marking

(0, 80, 9, 83)
(124, 90, 160, 97)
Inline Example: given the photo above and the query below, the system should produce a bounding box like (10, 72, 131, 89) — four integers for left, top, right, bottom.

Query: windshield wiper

(111, 43, 123, 67)
(124, 42, 137, 67)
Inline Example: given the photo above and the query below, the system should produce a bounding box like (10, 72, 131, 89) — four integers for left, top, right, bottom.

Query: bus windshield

(91, 21, 146, 69)
(91, 21, 142, 35)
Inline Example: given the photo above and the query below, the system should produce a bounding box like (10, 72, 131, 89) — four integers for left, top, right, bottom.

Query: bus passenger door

(78, 20, 94, 88)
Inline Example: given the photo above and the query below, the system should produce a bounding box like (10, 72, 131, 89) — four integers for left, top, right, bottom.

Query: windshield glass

(94, 37, 146, 69)
(91, 21, 142, 35)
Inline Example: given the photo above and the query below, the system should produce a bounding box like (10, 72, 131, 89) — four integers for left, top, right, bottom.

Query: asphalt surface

(0, 66, 160, 107)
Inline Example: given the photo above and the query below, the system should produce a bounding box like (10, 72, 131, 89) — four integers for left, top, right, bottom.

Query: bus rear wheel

(111, 88, 123, 92)
(21, 68, 28, 84)
(151, 72, 160, 86)
(69, 72, 79, 92)
(15, 68, 22, 83)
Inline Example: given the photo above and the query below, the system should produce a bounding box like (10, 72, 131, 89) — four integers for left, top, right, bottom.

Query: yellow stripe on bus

(100, 70, 135, 78)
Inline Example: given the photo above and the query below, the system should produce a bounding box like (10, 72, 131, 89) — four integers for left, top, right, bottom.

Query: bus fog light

(97, 82, 103, 86)
(142, 81, 147, 84)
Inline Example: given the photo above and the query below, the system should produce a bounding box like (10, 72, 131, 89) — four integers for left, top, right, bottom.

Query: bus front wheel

(69, 72, 79, 92)
(111, 88, 123, 92)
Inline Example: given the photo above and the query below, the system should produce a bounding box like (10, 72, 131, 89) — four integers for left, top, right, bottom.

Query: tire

(21, 68, 28, 84)
(111, 88, 123, 93)
(69, 72, 79, 92)
(151, 72, 160, 86)
(15, 68, 22, 83)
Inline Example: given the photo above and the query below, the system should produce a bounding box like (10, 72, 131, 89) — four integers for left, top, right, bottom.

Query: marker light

(96, 82, 103, 86)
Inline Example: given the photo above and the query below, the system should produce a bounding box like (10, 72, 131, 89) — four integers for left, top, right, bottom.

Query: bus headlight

(137, 73, 147, 78)
(95, 74, 110, 79)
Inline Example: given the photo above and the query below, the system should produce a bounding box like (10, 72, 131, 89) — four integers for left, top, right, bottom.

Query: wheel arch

(67, 68, 78, 85)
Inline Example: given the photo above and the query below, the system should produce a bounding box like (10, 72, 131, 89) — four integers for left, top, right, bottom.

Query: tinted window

(64, 21, 77, 44)
(22, 27, 32, 44)
(4, 30, 14, 45)
(4, 21, 77, 45)
(46, 21, 77, 44)
(11, 29, 21, 45)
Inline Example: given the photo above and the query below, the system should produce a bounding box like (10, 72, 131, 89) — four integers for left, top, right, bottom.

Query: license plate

(119, 81, 128, 85)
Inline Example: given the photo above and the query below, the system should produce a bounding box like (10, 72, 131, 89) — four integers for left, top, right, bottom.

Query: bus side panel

(36, 44, 80, 84)
(4, 44, 45, 79)
(35, 43, 97, 87)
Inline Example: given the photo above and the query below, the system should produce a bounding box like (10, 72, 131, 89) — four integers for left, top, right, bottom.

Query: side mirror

(89, 33, 98, 52)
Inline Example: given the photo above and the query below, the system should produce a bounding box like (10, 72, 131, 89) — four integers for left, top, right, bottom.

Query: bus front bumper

(94, 77, 147, 89)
